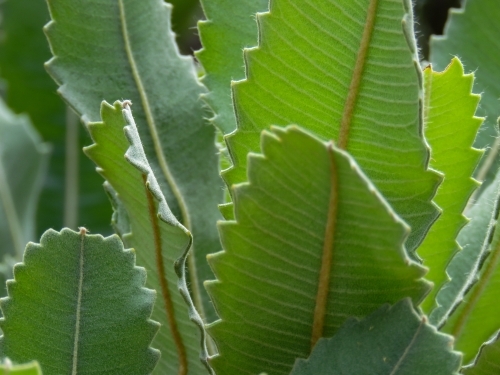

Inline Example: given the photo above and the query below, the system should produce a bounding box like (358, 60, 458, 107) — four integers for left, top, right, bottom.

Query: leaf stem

(64, 107, 79, 229)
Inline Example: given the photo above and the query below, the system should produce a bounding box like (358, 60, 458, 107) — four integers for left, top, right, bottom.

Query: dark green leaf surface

(85, 101, 211, 375)
(418, 57, 483, 313)
(0, 99, 50, 261)
(0, 0, 112, 236)
(0, 228, 159, 375)
(290, 299, 461, 375)
(431, 169, 500, 364)
(44, 0, 223, 322)
(0, 360, 42, 375)
(207, 126, 430, 375)
(463, 332, 500, 375)
(224, 0, 441, 252)
(430, 0, 500, 190)
(197, 0, 269, 134)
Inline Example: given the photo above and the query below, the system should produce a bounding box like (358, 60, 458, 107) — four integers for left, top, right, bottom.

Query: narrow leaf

(463, 332, 500, 375)
(430, 0, 500, 190)
(84, 101, 211, 375)
(0, 99, 50, 261)
(0, 360, 42, 375)
(432, 169, 500, 364)
(223, 0, 441, 252)
(0, 228, 160, 375)
(196, 0, 269, 134)
(44, 0, 223, 322)
(207, 126, 430, 375)
(290, 299, 461, 375)
(418, 57, 483, 313)
(0, 0, 113, 236)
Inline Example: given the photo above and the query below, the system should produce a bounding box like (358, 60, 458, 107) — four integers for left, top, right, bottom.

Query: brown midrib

(338, 0, 379, 150)
(311, 145, 339, 348)
(144, 175, 188, 375)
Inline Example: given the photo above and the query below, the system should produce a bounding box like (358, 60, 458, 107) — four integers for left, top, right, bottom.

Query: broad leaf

(0, 0, 112, 236)
(0, 99, 50, 261)
(0, 360, 42, 375)
(432, 169, 500, 364)
(224, 0, 441, 252)
(196, 0, 269, 134)
(44, 0, 223, 322)
(0, 228, 159, 375)
(84, 101, 211, 375)
(418, 57, 483, 313)
(430, 0, 500, 190)
(463, 332, 500, 375)
(207, 126, 430, 375)
(290, 299, 461, 375)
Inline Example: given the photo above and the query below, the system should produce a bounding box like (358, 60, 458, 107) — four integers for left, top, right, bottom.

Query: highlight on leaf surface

(0, 228, 159, 375)
(0, 359, 42, 375)
(290, 299, 461, 375)
(223, 0, 442, 253)
(206, 126, 430, 375)
(84, 101, 212, 375)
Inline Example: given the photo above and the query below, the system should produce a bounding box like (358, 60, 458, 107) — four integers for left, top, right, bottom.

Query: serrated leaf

(196, 0, 269, 134)
(0, 228, 159, 375)
(0, 360, 42, 375)
(418, 57, 483, 313)
(0, 0, 112, 236)
(430, 0, 500, 191)
(207, 126, 430, 375)
(84, 101, 211, 375)
(431, 169, 500, 364)
(223, 0, 441, 252)
(290, 299, 461, 375)
(44, 0, 223, 322)
(463, 332, 500, 375)
(0, 99, 50, 262)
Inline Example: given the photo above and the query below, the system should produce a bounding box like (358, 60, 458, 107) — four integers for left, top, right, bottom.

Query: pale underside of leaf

(0, 228, 159, 375)
(290, 299, 461, 375)
(207, 126, 429, 375)
(84, 101, 211, 375)
(417, 57, 483, 314)
(223, 0, 441, 253)
(44, 0, 223, 322)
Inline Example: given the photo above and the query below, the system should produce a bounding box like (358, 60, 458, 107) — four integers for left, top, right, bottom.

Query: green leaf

(196, 0, 269, 134)
(430, 0, 500, 190)
(0, 0, 113, 236)
(224, 0, 441, 252)
(0, 228, 159, 375)
(44, 0, 223, 323)
(417, 57, 483, 313)
(0, 360, 42, 375)
(0, 99, 50, 261)
(289, 299, 461, 375)
(463, 332, 500, 375)
(431, 169, 500, 364)
(84, 101, 211, 375)
(207, 126, 430, 375)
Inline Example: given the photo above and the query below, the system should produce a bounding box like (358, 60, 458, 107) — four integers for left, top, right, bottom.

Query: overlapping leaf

(223, 0, 441, 252)
(44, 0, 223, 322)
(290, 299, 461, 375)
(463, 332, 500, 375)
(0, 228, 159, 375)
(207, 127, 430, 375)
(432, 169, 500, 364)
(430, 0, 500, 190)
(84, 101, 211, 375)
(418, 57, 483, 313)
(196, 0, 269, 134)
(0, 99, 50, 262)
(0, 0, 112, 235)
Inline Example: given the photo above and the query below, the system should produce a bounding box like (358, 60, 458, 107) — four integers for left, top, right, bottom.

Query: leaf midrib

(338, 0, 378, 150)
(72, 228, 86, 375)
